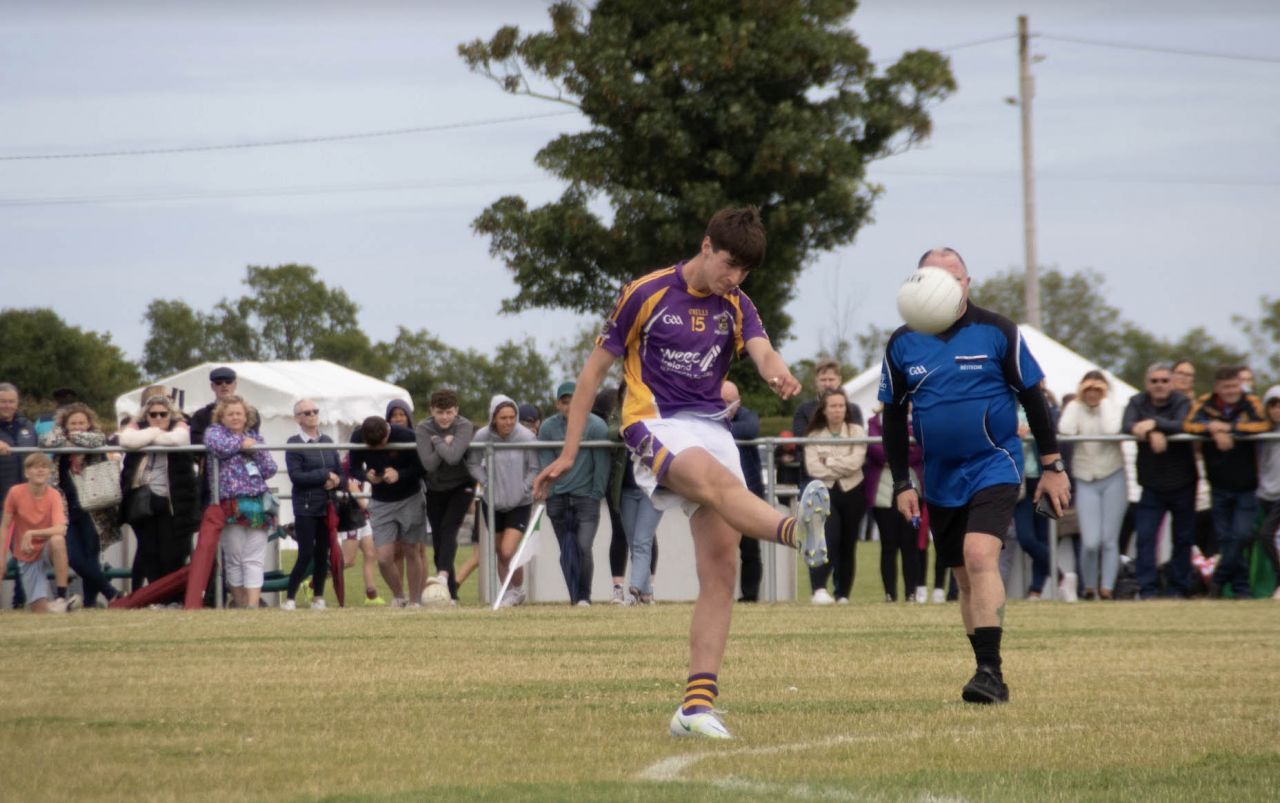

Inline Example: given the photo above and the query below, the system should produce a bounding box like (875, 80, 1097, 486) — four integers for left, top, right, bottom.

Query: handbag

(335, 491, 365, 532)
(125, 487, 163, 523)
(72, 460, 123, 512)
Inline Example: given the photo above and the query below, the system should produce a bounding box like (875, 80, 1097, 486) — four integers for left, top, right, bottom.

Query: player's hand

(18, 530, 33, 556)
(1034, 470, 1071, 517)
(767, 373, 802, 400)
(534, 456, 573, 500)
(1212, 431, 1234, 452)
(896, 488, 921, 524)
(0, 442, 9, 456)
(366, 469, 381, 484)
(382, 467, 399, 484)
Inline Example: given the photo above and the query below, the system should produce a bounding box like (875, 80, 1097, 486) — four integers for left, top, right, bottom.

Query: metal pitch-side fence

(8, 432, 1278, 605)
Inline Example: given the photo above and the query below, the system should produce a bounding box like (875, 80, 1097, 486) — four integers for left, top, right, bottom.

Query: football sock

(972, 627, 1003, 675)
(775, 517, 798, 548)
(55, 586, 68, 600)
(682, 673, 718, 715)
(366, 588, 378, 600)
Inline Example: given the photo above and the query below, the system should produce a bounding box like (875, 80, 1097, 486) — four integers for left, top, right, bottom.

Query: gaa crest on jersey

(714, 312, 731, 335)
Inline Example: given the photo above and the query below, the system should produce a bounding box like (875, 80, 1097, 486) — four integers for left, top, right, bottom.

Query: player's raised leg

(662, 447, 830, 566)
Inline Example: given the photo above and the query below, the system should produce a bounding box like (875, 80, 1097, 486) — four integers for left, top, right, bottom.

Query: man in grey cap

(190, 366, 258, 446)
(537, 381, 610, 605)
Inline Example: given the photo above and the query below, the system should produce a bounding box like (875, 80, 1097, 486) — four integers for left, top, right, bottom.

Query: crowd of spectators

(2, 357, 1279, 613)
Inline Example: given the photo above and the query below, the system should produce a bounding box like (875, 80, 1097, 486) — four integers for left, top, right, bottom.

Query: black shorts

(925, 484, 1019, 569)
(482, 502, 533, 534)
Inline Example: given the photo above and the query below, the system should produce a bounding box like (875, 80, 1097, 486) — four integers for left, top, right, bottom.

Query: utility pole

(1018, 14, 1041, 329)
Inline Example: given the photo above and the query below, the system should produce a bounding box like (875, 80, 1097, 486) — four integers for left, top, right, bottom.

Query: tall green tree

(0, 308, 141, 416)
(380, 327, 553, 422)
(141, 299, 208, 377)
(141, 264, 363, 375)
(459, 0, 955, 344)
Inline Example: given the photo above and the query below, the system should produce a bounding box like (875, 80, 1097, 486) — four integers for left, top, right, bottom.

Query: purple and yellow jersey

(597, 262, 768, 430)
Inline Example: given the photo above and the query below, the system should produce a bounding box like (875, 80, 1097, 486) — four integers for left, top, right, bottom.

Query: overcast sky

(3, 0, 1276, 383)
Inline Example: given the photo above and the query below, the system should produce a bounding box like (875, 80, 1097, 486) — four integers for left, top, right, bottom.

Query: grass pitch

(3, 546, 1279, 802)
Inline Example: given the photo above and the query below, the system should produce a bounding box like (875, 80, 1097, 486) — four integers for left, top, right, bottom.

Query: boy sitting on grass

(1, 453, 79, 613)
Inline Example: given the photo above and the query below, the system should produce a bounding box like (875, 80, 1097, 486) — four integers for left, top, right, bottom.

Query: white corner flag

(491, 502, 546, 611)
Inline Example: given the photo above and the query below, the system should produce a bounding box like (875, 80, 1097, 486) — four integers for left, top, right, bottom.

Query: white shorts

(623, 413, 745, 516)
(221, 525, 268, 589)
(341, 523, 373, 541)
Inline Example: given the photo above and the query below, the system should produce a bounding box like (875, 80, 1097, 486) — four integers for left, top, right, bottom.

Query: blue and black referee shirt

(878, 303, 1044, 508)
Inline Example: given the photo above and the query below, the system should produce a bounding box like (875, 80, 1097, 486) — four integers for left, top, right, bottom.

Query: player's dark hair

(360, 416, 390, 446)
(1214, 365, 1242, 383)
(706, 206, 766, 270)
(806, 388, 856, 434)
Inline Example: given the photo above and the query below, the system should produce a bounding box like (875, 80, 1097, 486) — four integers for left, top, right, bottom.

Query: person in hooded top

(416, 389, 476, 603)
(467, 394, 540, 607)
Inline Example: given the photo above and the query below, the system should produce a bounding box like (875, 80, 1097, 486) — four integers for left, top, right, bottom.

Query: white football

(897, 266, 963, 334)
(421, 581, 452, 608)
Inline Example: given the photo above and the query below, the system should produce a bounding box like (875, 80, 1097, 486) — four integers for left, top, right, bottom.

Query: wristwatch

(892, 479, 916, 498)
(1042, 458, 1067, 473)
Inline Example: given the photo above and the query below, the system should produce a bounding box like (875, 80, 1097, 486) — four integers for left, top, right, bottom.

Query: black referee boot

(961, 666, 1009, 704)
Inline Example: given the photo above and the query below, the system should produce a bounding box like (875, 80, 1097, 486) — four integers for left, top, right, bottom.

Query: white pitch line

(637, 734, 861, 782)
(638, 722, 1087, 792)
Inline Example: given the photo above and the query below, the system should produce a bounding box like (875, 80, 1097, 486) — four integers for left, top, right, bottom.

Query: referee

(880, 247, 1071, 703)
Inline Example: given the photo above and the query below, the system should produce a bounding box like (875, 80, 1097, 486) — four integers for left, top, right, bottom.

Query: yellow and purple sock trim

(775, 517, 798, 548)
(682, 673, 718, 715)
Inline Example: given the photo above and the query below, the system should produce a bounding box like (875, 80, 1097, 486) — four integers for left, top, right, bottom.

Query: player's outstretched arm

(533, 346, 618, 499)
(744, 337, 800, 399)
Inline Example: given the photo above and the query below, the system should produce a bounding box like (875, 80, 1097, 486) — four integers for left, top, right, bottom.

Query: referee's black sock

(971, 627, 1003, 676)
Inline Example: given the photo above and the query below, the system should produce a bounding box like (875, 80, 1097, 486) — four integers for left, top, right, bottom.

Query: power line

(0, 175, 555, 207)
(937, 33, 1017, 53)
(0, 111, 579, 162)
(1036, 34, 1280, 65)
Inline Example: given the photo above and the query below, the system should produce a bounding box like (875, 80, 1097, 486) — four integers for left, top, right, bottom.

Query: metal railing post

(762, 438, 779, 603)
(209, 454, 223, 610)
(482, 440, 497, 605)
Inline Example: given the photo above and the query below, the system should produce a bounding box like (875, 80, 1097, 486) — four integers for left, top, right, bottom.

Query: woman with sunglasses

(283, 399, 341, 610)
(118, 395, 201, 587)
